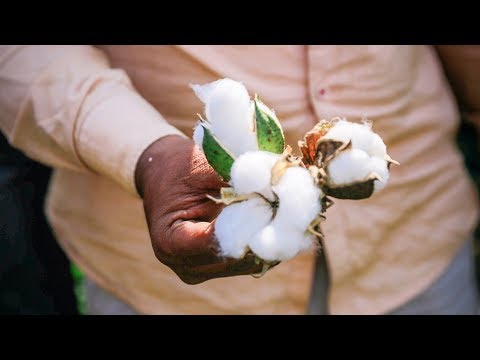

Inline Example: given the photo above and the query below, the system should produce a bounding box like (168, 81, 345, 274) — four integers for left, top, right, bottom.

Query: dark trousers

(0, 133, 77, 314)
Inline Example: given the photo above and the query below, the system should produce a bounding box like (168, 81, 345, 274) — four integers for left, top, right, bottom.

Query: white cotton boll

(352, 126, 378, 155)
(368, 133, 387, 158)
(327, 148, 372, 185)
(370, 157, 390, 193)
(322, 120, 353, 144)
(191, 79, 258, 157)
(272, 167, 322, 231)
(328, 121, 369, 151)
(248, 224, 315, 262)
(190, 79, 226, 104)
(215, 197, 272, 259)
(322, 120, 356, 142)
(193, 123, 204, 151)
(230, 151, 281, 198)
(205, 83, 257, 156)
(323, 120, 391, 193)
(324, 120, 387, 158)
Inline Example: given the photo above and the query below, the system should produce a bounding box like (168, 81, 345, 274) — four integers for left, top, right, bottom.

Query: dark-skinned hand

(135, 135, 266, 284)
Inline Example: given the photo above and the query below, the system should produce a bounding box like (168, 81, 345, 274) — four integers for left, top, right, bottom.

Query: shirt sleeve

(0, 45, 187, 197)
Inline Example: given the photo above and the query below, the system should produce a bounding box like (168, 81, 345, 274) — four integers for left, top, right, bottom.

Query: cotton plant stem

(306, 239, 330, 315)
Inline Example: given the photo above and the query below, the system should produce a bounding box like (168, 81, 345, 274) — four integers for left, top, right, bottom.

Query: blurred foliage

(70, 264, 86, 315)
(456, 118, 480, 288)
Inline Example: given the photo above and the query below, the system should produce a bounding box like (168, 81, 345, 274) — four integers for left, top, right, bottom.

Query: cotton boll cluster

(192, 78, 322, 263)
(215, 152, 322, 262)
(191, 78, 398, 271)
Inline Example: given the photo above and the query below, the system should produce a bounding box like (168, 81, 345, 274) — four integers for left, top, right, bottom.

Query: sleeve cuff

(75, 77, 187, 198)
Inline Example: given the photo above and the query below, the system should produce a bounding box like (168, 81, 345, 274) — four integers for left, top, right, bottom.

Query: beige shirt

(0, 45, 478, 314)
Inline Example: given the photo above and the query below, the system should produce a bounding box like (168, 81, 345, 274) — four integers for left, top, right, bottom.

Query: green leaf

(254, 99, 285, 154)
(202, 125, 235, 181)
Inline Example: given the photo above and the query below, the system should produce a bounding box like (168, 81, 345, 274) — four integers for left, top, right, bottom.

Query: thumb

(190, 145, 229, 190)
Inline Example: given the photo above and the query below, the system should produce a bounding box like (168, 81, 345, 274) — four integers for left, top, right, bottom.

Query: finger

(195, 252, 281, 275)
(174, 255, 268, 284)
(177, 264, 265, 285)
(151, 208, 224, 267)
(192, 199, 224, 222)
(167, 219, 219, 259)
(188, 257, 260, 274)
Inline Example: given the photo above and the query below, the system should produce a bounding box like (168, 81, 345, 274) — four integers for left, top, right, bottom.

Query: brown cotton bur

(323, 172, 380, 200)
(298, 120, 334, 167)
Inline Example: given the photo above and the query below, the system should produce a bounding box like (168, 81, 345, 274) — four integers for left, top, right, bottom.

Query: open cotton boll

(230, 151, 281, 199)
(322, 120, 357, 145)
(370, 156, 390, 193)
(272, 167, 323, 231)
(191, 79, 258, 157)
(368, 133, 387, 159)
(248, 224, 315, 262)
(215, 197, 272, 259)
(327, 148, 372, 185)
(323, 120, 387, 158)
(190, 79, 224, 104)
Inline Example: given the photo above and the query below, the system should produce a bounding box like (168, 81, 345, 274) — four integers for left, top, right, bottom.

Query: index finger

(174, 254, 280, 285)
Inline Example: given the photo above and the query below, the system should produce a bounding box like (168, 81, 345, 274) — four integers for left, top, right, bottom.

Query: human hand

(135, 135, 265, 284)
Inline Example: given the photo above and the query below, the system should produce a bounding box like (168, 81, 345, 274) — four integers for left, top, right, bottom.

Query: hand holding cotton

(191, 79, 398, 271)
